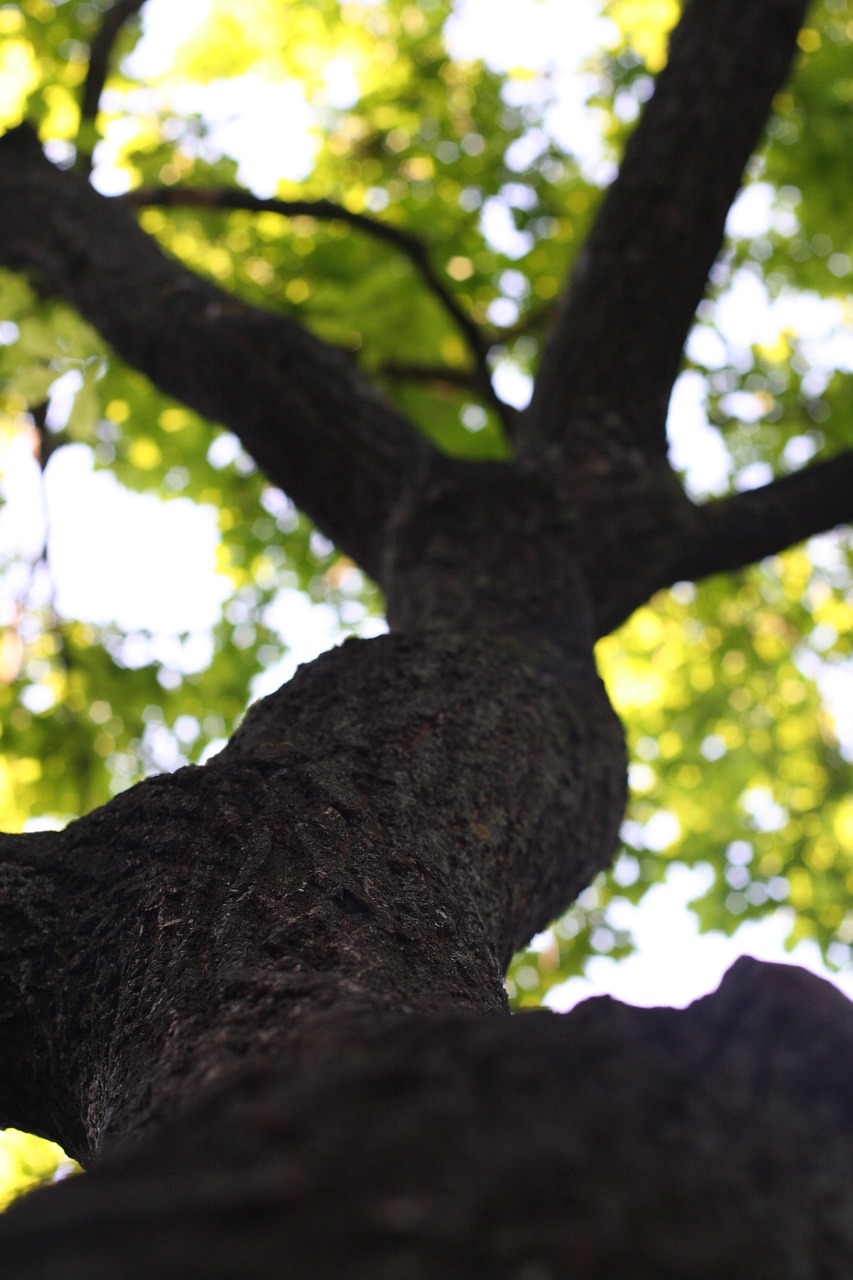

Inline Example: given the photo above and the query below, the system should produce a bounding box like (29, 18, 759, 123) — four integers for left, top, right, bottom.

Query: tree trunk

(3, 0, 853, 1274)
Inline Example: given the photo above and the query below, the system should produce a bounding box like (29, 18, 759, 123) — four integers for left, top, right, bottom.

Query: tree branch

(5, 959, 853, 1278)
(0, 125, 431, 584)
(669, 449, 853, 584)
(523, 0, 810, 462)
(378, 362, 480, 390)
(485, 299, 555, 343)
(120, 185, 513, 432)
(78, 0, 147, 178)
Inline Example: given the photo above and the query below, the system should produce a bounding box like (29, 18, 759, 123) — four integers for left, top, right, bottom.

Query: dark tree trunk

(6, 957, 853, 1280)
(3, 0, 853, 1274)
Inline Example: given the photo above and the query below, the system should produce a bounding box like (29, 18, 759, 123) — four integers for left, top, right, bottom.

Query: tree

(2, 0, 853, 1271)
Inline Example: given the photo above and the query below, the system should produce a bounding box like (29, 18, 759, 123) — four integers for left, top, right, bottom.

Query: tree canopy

(2, 0, 853, 1220)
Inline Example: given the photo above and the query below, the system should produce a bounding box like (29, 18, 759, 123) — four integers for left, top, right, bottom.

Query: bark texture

(1, 628, 625, 1162)
(2, 0, 853, 1274)
(5, 959, 853, 1279)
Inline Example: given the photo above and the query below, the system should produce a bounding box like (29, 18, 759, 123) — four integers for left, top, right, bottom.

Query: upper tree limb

(667, 449, 853, 585)
(77, 0, 147, 177)
(520, 0, 810, 464)
(118, 185, 511, 431)
(0, 125, 433, 584)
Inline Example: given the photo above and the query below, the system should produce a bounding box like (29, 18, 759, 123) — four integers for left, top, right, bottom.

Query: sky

(2, 0, 853, 1011)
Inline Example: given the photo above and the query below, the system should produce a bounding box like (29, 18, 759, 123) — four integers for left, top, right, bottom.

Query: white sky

(46, 446, 227, 632)
(2, 0, 853, 1012)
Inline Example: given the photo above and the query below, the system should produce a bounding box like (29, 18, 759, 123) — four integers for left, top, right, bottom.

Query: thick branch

(120, 185, 511, 430)
(669, 449, 853, 584)
(523, 0, 809, 461)
(5, 960, 853, 1278)
(0, 124, 428, 583)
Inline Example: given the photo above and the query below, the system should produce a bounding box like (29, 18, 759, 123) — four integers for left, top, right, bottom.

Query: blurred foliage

(0, 1129, 78, 1209)
(1, 0, 853, 1195)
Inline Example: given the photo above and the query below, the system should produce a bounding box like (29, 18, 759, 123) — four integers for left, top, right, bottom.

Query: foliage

(1, 0, 853, 1192)
(0, 1129, 77, 1210)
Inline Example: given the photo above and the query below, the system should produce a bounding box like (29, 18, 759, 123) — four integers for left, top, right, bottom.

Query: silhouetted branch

(78, 0, 147, 177)
(672, 449, 853, 584)
(120, 185, 513, 434)
(379, 362, 480, 390)
(0, 124, 430, 584)
(524, 0, 810, 463)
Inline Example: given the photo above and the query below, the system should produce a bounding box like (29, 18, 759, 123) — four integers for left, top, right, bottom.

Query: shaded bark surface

(5, 960, 853, 1279)
(2, 0, 853, 1275)
(1, 630, 624, 1163)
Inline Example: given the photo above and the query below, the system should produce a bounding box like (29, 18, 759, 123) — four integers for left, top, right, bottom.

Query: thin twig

(118, 184, 514, 435)
(0, 124, 430, 581)
(379, 362, 480, 390)
(78, 0, 147, 177)
(485, 300, 556, 344)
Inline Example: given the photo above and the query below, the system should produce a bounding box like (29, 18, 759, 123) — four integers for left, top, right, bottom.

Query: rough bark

(1, 626, 625, 1162)
(3, 0, 853, 1274)
(5, 959, 853, 1279)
